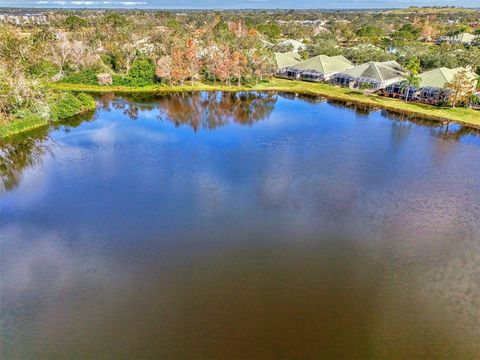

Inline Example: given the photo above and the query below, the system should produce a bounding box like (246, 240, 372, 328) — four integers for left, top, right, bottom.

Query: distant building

(277, 19, 327, 26)
(437, 32, 476, 45)
(0, 13, 48, 25)
(277, 39, 307, 53)
(335, 19, 351, 25)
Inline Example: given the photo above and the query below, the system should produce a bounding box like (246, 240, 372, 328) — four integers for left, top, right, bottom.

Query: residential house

(437, 32, 476, 45)
(277, 39, 307, 52)
(332, 61, 406, 90)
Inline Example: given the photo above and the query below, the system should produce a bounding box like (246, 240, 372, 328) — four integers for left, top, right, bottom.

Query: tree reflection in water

(118, 92, 278, 130)
(0, 112, 95, 192)
(0, 130, 51, 192)
(380, 109, 480, 142)
(277, 92, 325, 104)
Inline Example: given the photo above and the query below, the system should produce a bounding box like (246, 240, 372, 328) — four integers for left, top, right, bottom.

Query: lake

(1, 92, 480, 359)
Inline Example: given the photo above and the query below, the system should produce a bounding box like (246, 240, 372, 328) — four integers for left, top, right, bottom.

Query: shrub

(112, 74, 129, 86)
(76, 93, 96, 111)
(49, 92, 95, 120)
(62, 69, 98, 85)
(29, 61, 60, 79)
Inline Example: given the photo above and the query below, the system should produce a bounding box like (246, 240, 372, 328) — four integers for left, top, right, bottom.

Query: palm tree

(404, 56, 421, 101)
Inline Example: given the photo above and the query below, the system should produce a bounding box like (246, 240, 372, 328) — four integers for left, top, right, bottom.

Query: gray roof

(277, 39, 307, 51)
(292, 55, 353, 74)
(340, 61, 406, 81)
(419, 67, 478, 88)
(275, 52, 301, 69)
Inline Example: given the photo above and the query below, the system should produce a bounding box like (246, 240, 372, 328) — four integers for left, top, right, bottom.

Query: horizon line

(1, 6, 479, 10)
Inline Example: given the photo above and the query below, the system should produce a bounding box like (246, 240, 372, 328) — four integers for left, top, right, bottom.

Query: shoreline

(2, 79, 479, 139)
(0, 93, 96, 140)
(50, 79, 480, 127)
(0, 107, 96, 140)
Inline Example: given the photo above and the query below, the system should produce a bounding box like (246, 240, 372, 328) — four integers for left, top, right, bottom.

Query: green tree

(64, 15, 88, 31)
(406, 56, 421, 76)
(308, 34, 342, 57)
(104, 13, 128, 28)
(404, 57, 421, 101)
(356, 25, 384, 45)
(257, 23, 281, 40)
(125, 56, 156, 86)
(344, 45, 392, 64)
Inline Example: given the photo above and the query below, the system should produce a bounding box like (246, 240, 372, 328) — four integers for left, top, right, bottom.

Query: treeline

(0, 12, 275, 126)
(1, 12, 274, 86)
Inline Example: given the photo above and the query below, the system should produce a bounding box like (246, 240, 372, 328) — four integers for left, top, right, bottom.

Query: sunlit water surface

(1, 92, 480, 359)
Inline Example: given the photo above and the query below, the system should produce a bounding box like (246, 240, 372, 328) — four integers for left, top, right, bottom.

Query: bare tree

(155, 55, 172, 84)
(445, 69, 476, 108)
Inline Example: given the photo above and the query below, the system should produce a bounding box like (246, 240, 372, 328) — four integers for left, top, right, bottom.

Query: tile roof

(290, 54, 353, 74)
(341, 61, 406, 81)
(419, 67, 477, 88)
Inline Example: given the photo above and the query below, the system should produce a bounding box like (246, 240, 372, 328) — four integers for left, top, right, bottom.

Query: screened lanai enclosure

(417, 87, 452, 105)
(331, 74, 384, 90)
(276, 68, 325, 82)
(355, 77, 382, 90)
(331, 73, 356, 87)
(275, 67, 302, 80)
(470, 92, 480, 110)
(384, 82, 417, 100)
(300, 70, 324, 82)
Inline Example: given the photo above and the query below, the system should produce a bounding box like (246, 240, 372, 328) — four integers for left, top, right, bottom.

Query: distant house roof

(275, 52, 301, 69)
(418, 67, 477, 88)
(445, 32, 476, 44)
(292, 55, 354, 74)
(340, 61, 406, 81)
(278, 39, 307, 52)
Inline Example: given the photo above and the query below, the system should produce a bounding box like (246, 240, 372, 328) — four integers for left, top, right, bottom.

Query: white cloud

(35, 0, 146, 5)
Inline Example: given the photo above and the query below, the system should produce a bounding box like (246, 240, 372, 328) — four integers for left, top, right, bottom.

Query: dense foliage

(49, 92, 96, 119)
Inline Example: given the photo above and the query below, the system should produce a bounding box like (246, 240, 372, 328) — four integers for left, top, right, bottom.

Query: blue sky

(0, 0, 478, 9)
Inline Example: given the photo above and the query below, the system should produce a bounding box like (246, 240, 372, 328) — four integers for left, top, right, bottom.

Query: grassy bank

(51, 79, 480, 128)
(0, 92, 96, 139)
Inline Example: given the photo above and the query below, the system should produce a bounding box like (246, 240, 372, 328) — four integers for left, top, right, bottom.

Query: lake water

(1, 92, 480, 359)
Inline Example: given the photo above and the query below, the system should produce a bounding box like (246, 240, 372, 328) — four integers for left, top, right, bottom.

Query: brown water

(1, 92, 480, 359)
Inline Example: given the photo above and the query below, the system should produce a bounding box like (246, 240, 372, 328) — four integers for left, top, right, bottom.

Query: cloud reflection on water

(1, 92, 480, 358)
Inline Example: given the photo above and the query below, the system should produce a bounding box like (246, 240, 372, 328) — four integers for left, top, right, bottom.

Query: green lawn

(50, 79, 480, 128)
